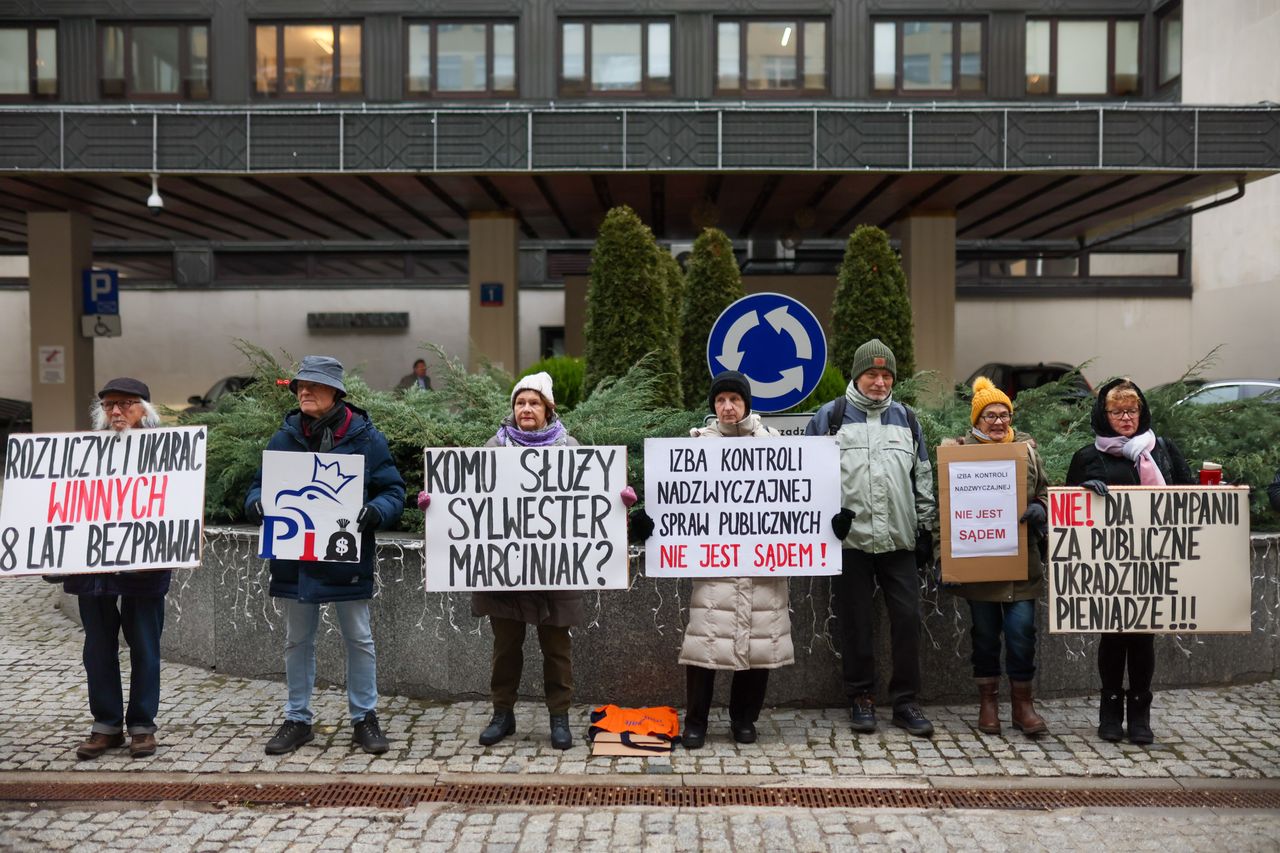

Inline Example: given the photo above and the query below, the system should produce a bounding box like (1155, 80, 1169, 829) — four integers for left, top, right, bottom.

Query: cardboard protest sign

(0, 426, 206, 576)
(643, 436, 841, 578)
(422, 446, 629, 591)
(937, 443, 1028, 583)
(1047, 486, 1251, 634)
(258, 451, 365, 563)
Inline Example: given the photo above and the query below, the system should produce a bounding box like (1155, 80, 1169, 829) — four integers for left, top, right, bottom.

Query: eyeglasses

(980, 412, 1012, 423)
(103, 400, 141, 412)
(1106, 409, 1141, 420)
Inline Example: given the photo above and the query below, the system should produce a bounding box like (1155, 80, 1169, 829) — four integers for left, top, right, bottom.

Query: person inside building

(246, 356, 405, 756)
(46, 378, 170, 760)
(803, 339, 938, 738)
(1066, 377, 1195, 745)
(944, 377, 1050, 737)
(396, 358, 432, 392)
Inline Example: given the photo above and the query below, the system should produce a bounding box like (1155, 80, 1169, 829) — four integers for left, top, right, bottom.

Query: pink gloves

(417, 491, 431, 511)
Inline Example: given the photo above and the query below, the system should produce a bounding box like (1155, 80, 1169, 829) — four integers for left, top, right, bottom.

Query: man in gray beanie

(804, 339, 938, 738)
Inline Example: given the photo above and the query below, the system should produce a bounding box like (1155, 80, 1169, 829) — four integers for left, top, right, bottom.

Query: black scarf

(302, 402, 348, 453)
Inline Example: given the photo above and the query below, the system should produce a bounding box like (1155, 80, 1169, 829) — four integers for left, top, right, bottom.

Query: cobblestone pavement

(3, 580, 1280, 851)
(2, 804, 1279, 852)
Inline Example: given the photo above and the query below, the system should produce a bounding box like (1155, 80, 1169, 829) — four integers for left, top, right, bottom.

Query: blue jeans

(78, 594, 165, 735)
(283, 599, 377, 724)
(968, 599, 1037, 682)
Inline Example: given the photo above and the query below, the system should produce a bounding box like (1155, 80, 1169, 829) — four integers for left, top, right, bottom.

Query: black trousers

(835, 548, 922, 709)
(1097, 633, 1155, 693)
(684, 665, 770, 728)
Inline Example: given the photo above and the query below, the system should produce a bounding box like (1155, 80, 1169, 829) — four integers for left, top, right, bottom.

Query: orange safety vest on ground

(588, 705, 681, 744)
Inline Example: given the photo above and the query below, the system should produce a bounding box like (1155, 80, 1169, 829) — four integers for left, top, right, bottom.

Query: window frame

(1156, 3, 1182, 89)
(0, 22, 58, 102)
(1024, 17, 1144, 98)
(872, 18, 987, 98)
(99, 21, 209, 101)
(402, 19, 519, 99)
(713, 16, 830, 97)
(252, 20, 364, 100)
(557, 17, 673, 97)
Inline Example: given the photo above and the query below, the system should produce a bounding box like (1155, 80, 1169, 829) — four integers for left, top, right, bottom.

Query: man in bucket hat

(246, 356, 405, 756)
(805, 339, 938, 738)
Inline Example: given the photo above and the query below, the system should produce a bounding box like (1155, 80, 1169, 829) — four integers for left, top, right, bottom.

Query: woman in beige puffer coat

(678, 371, 794, 749)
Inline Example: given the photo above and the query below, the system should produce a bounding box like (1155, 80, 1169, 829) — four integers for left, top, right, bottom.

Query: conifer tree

(679, 227, 744, 410)
(831, 225, 915, 379)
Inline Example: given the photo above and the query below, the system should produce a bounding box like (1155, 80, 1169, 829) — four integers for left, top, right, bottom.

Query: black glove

(1080, 479, 1110, 496)
(831, 508, 856, 541)
(629, 508, 655, 544)
(914, 529, 933, 570)
(356, 505, 382, 533)
(1019, 502, 1048, 537)
(245, 499, 265, 525)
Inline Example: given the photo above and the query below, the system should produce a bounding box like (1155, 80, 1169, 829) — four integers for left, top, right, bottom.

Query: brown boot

(76, 731, 125, 760)
(128, 733, 158, 758)
(975, 677, 1001, 734)
(1010, 680, 1048, 736)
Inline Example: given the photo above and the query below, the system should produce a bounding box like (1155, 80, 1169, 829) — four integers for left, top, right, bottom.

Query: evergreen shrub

(831, 225, 915, 380)
(680, 227, 745, 410)
(518, 356, 585, 411)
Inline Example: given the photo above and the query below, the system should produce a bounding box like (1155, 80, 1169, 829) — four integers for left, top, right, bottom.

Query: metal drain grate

(1, 781, 1277, 811)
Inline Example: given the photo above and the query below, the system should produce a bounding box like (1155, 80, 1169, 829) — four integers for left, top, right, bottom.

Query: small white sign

(37, 346, 65, 385)
(257, 451, 365, 563)
(81, 315, 123, 338)
(948, 459, 1020, 558)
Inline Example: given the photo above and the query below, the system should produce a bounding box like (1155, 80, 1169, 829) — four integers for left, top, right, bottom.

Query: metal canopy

(0, 102, 1275, 248)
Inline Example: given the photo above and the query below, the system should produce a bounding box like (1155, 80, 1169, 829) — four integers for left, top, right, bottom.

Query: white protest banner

(0, 426, 206, 575)
(422, 446, 629, 591)
(258, 451, 365, 563)
(1047, 486, 1251, 634)
(643, 435, 841, 578)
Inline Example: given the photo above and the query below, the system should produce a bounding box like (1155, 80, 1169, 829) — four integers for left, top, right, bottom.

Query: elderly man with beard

(44, 378, 169, 760)
(804, 339, 938, 739)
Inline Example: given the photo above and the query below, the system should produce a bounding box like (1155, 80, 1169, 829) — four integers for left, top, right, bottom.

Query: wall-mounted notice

(1047, 486, 1251, 634)
(937, 443, 1028, 583)
(422, 446, 629, 591)
(643, 436, 841, 578)
(258, 451, 365, 563)
(0, 426, 206, 576)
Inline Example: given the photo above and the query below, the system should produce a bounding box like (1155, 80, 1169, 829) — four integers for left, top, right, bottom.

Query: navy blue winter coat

(245, 404, 405, 603)
(46, 569, 171, 598)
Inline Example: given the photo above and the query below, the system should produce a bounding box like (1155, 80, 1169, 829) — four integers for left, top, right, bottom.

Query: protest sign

(1047, 486, 1251, 634)
(643, 436, 841, 578)
(937, 443, 1028, 583)
(422, 445, 629, 591)
(0, 426, 206, 575)
(258, 451, 365, 563)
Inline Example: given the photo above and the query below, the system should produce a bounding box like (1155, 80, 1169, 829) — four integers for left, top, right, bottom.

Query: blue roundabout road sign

(705, 292, 827, 413)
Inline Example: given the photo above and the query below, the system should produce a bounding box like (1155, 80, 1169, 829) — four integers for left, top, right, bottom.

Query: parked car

(184, 375, 255, 413)
(0, 397, 32, 461)
(1173, 379, 1280, 405)
(963, 362, 1093, 401)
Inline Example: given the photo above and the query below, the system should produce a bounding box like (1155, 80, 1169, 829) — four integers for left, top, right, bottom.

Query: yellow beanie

(970, 376, 1013, 426)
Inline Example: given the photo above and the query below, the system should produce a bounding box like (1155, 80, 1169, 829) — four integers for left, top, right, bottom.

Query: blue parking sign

(82, 269, 120, 315)
(705, 293, 827, 413)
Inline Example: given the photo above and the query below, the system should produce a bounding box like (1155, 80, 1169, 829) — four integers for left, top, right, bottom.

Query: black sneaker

(891, 704, 935, 738)
(353, 711, 390, 755)
(549, 714, 572, 750)
(478, 709, 516, 746)
(850, 695, 878, 733)
(265, 720, 314, 755)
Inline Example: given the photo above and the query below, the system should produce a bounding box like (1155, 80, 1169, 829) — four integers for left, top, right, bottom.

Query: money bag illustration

(324, 518, 359, 562)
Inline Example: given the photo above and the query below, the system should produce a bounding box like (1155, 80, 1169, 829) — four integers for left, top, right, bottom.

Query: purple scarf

(492, 416, 569, 448)
(1095, 430, 1165, 486)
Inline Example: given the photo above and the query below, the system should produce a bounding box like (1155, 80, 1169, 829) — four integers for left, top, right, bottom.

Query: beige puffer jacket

(676, 414, 795, 671)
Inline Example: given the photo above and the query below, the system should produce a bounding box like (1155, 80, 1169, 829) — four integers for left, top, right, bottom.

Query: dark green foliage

(657, 249, 686, 403)
(518, 356, 585, 411)
(785, 362, 850, 414)
(680, 227, 745, 410)
(582, 206, 681, 406)
(831, 225, 915, 380)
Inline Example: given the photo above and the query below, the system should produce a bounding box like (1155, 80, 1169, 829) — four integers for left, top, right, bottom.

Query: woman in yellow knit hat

(944, 377, 1050, 737)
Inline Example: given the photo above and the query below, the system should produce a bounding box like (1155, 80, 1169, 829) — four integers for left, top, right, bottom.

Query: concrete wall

(0, 286, 566, 409)
(63, 528, 1279, 709)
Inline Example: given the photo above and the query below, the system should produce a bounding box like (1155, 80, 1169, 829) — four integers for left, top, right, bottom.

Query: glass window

(255, 22, 361, 97)
(0, 24, 57, 99)
(559, 20, 672, 95)
(405, 21, 517, 97)
(1088, 252, 1180, 276)
(874, 19, 983, 96)
(100, 23, 208, 99)
(717, 18, 828, 93)
(1027, 19, 1142, 96)
(1159, 7, 1182, 85)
